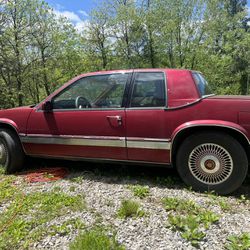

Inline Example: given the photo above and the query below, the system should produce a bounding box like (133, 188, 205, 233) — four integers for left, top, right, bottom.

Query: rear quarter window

(192, 72, 212, 97)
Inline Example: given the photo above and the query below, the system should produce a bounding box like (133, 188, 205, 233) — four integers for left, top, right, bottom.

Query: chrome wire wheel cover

(0, 140, 7, 165)
(188, 143, 233, 185)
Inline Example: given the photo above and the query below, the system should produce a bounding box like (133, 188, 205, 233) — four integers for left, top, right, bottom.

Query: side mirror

(41, 101, 52, 112)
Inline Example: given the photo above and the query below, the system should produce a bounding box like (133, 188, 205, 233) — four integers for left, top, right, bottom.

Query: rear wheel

(176, 132, 248, 195)
(0, 129, 24, 174)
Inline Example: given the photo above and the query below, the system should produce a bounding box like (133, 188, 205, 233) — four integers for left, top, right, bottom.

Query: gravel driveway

(1, 159, 250, 250)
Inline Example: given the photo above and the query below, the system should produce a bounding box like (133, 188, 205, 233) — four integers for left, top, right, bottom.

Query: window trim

(127, 71, 167, 109)
(50, 73, 133, 111)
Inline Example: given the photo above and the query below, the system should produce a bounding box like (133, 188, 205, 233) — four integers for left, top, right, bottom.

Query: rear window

(192, 72, 212, 97)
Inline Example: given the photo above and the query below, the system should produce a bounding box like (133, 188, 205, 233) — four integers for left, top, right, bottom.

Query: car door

(125, 71, 171, 163)
(24, 72, 131, 160)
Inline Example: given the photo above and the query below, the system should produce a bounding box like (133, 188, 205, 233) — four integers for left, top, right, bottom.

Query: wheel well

(171, 126, 250, 167)
(0, 122, 23, 146)
(0, 123, 18, 134)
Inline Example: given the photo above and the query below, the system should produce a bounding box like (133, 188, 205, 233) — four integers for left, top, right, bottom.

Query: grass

(0, 169, 86, 249)
(226, 233, 250, 250)
(129, 185, 150, 199)
(70, 227, 125, 250)
(163, 197, 219, 247)
(47, 218, 85, 236)
(238, 195, 249, 205)
(0, 175, 18, 205)
(117, 199, 145, 218)
(0, 191, 85, 249)
(205, 191, 232, 212)
(70, 176, 84, 183)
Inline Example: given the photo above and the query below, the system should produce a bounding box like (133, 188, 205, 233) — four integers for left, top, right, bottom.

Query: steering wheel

(75, 96, 91, 109)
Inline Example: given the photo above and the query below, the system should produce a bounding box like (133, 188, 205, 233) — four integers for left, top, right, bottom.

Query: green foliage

(0, 0, 250, 109)
(163, 197, 206, 215)
(71, 176, 84, 183)
(0, 175, 17, 204)
(70, 227, 125, 250)
(48, 218, 85, 237)
(205, 191, 232, 211)
(0, 171, 86, 249)
(226, 233, 250, 250)
(163, 197, 219, 246)
(129, 185, 150, 199)
(238, 194, 249, 205)
(168, 214, 205, 246)
(117, 199, 145, 218)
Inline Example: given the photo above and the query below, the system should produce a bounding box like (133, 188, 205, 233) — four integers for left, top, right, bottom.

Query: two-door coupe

(0, 69, 249, 194)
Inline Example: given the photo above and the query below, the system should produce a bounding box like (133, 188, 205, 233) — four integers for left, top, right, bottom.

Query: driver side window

(52, 74, 129, 110)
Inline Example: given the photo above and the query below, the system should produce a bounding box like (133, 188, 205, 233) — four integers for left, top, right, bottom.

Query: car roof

(74, 68, 191, 78)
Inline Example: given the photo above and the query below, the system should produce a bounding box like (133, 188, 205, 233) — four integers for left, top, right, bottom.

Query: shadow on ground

(23, 157, 250, 199)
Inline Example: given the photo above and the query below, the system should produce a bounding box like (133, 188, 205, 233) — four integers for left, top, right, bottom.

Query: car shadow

(23, 157, 250, 199)
(24, 157, 184, 188)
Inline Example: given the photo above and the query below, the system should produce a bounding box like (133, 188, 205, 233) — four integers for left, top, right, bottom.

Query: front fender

(0, 118, 19, 134)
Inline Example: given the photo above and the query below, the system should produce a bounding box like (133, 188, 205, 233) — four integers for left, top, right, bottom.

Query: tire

(0, 128, 24, 174)
(176, 132, 248, 195)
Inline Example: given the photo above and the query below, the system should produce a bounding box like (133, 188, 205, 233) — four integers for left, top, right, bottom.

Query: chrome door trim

(20, 135, 126, 148)
(20, 134, 171, 150)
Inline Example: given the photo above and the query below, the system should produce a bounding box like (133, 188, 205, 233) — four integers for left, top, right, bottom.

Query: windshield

(192, 72, 212, 97)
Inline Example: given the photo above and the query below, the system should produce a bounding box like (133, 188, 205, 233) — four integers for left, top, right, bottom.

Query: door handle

(106, 116, 122, 127)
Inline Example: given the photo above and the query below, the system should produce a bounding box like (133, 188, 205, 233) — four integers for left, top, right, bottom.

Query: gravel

(19, 161, 250, 250)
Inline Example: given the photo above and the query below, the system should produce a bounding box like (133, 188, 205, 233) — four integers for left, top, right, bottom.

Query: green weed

(163, 197, 200, 213)
(205, 191, 232, 212)
(163, 197, 219, 247)
(0, 166, 5, 174)
(69, 186, 76, 192)
(53, 186, 61, 192)
(0, 175, 18, 205)
(70, 227, 125, 250)
(129, 185, 149, 199)
(48, 218, 85, 236)
(71, 176, 84, 183)
(226, 233, 250, 250)
(117, 199, 145, 218)
(0, 190, 85, 249)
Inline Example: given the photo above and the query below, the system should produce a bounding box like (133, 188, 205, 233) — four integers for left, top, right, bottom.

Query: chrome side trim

(20, 135, 126, 148)
(20, 134, 171, 150)
(164, 95, 216, 111)
(127, 138, 170, 150)
(126, 107, 166, 110)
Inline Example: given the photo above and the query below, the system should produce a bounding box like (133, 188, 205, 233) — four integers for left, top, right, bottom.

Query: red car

(0, 69, 249, 194)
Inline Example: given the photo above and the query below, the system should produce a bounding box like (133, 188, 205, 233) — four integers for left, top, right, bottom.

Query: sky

(45, 0, 98, 32)
(46, 0, 97, 14)
(45, 0, 250, 32)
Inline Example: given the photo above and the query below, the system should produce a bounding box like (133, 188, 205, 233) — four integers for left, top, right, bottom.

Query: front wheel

(0, 129, 24, 174)
(176, 132, 248, 195)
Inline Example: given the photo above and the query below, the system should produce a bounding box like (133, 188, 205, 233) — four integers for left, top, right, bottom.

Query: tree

(0, 0, 33, 106)
(85, 8, 111, 70)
